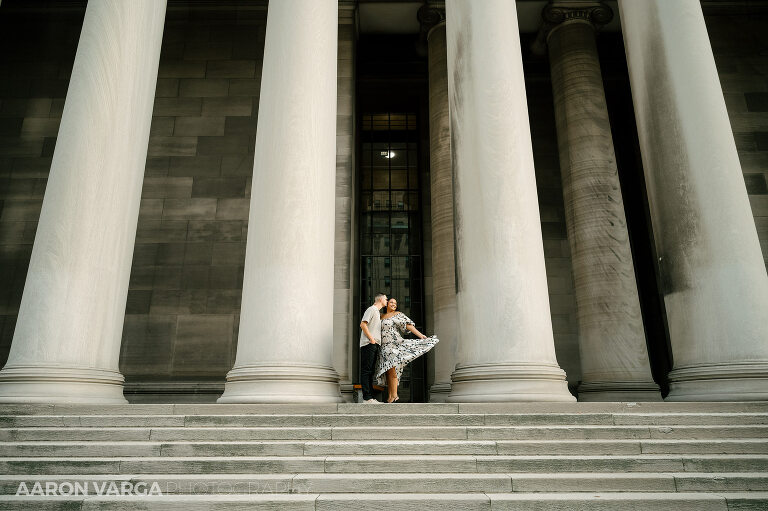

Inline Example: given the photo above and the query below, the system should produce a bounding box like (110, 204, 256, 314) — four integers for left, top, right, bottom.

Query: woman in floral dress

(375, 298, 439, 403)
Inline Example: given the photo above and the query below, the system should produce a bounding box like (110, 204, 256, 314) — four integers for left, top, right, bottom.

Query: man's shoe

(364, 398, 380, 404)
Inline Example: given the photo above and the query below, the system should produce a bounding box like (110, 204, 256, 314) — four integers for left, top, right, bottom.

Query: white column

(218, 0, 342, 403)
(333, 5, 358, 402)
(0, 0, 167, 403)
(545, 4, 661, 401)
(619, 0, 768, 400)
(421, 14, 458, 402)
(445, 0, 574, 402)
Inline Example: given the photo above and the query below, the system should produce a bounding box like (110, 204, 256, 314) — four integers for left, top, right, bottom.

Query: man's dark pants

(360, 343, 380, 401)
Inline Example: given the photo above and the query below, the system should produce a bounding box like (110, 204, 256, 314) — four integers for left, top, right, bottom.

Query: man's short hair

(374, 292, 387, 302)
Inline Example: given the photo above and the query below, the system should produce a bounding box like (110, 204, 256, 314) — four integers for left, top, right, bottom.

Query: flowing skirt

(375, 335, 439, 386)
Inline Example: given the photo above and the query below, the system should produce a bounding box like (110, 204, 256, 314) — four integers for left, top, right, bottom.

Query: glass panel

(392, 191, 410, 211)
(373, 170, 389, 190)
(408, 212, 421, 253)
(389, 143, 407, 167)
(389, 113, 407, 131)
(408, 148, 418, 165)
(373, 143, 390, 169)
(359, 111, 424, 402)
(391, 257, 409, 279)
(392, 233, 409, 256)
(372, 190, 389, 211)
(391, 170, 407, 190)
(391, 212, 408, 230)
(372, 234, 390, 256)
(372, 212, 389, 232)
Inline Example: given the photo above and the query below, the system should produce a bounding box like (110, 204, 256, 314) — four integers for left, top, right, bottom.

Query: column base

(429, 382, 452, 402)
(666, 362, 768, 401)
(0, 365, 127, 404)
(577, 381, 662, 402)
(218, 362, 343, 403)
(446, 363, 576, 402)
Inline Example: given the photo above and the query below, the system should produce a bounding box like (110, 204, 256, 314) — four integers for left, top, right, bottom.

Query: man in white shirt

(359, 292, 387, 403)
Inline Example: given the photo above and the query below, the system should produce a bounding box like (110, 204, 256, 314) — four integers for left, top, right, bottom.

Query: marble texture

(444, 0, 574, 402)
(547, 17, 660, 401)
(619, 0, 768, 400)
(332, 10, 357, 403)
(0, 0, 167, 403)
(426, 22, 458, 402)
(218, 0, 342, 403)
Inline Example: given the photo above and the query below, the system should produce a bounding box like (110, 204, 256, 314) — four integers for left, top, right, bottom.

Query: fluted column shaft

(425, 21, 458, 402)
(546, 9, 660, 401)
(445, 0, 574, 402)
(0, 0, 167, 403)
(619, 0, 768, 400)
(218, 0, 342, 403)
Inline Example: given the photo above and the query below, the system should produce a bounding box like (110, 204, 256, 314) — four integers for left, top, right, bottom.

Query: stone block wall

(119, 6, 267, 399)
(707, 14, 768, 267)
(0, 5, 84, 366)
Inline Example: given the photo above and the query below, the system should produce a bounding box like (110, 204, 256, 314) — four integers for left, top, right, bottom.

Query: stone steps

(0, 403, 766, 508)
(2, 439, 768, 457)
(3, 412, 768, 427)
(3, 454, 768, 474)
(1, 472, 768, 493)
(1, 492, 768, 510)
(5, 402, 768, 413)
(2, 424, 766, 441)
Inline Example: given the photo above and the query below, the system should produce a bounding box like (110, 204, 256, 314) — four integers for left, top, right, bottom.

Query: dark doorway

(356, 34, 429, 402)
(359, 113, 425, 402)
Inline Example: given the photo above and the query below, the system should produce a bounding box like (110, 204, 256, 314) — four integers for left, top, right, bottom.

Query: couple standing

(359, 293, 439, 403)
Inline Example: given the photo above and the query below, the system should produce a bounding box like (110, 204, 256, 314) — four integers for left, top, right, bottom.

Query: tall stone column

(445, 0, 574, 402)
(333, 4, 358, 402)
(544, 3, 660, 401)
(419, 6, 458, 403)
(218, 0, 342, 403)
(0, 0, 167, 403)
(619, 0, 768, 400)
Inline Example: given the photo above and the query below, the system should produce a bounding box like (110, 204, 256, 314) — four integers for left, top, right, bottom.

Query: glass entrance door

(359, 112, 425, 402)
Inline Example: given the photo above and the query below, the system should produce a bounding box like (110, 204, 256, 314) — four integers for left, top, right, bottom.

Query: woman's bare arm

(406, 324, 427, 339)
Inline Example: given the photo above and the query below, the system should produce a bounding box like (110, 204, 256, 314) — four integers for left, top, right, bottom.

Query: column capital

(532, 1, 613, 55)
(543, 1, 613, 28)
(418, 2, 446, 49)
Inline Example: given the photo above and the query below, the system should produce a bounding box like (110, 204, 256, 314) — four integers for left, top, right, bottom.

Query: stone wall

(117, 5, 266, 399)
(0, 4, 84, 369)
